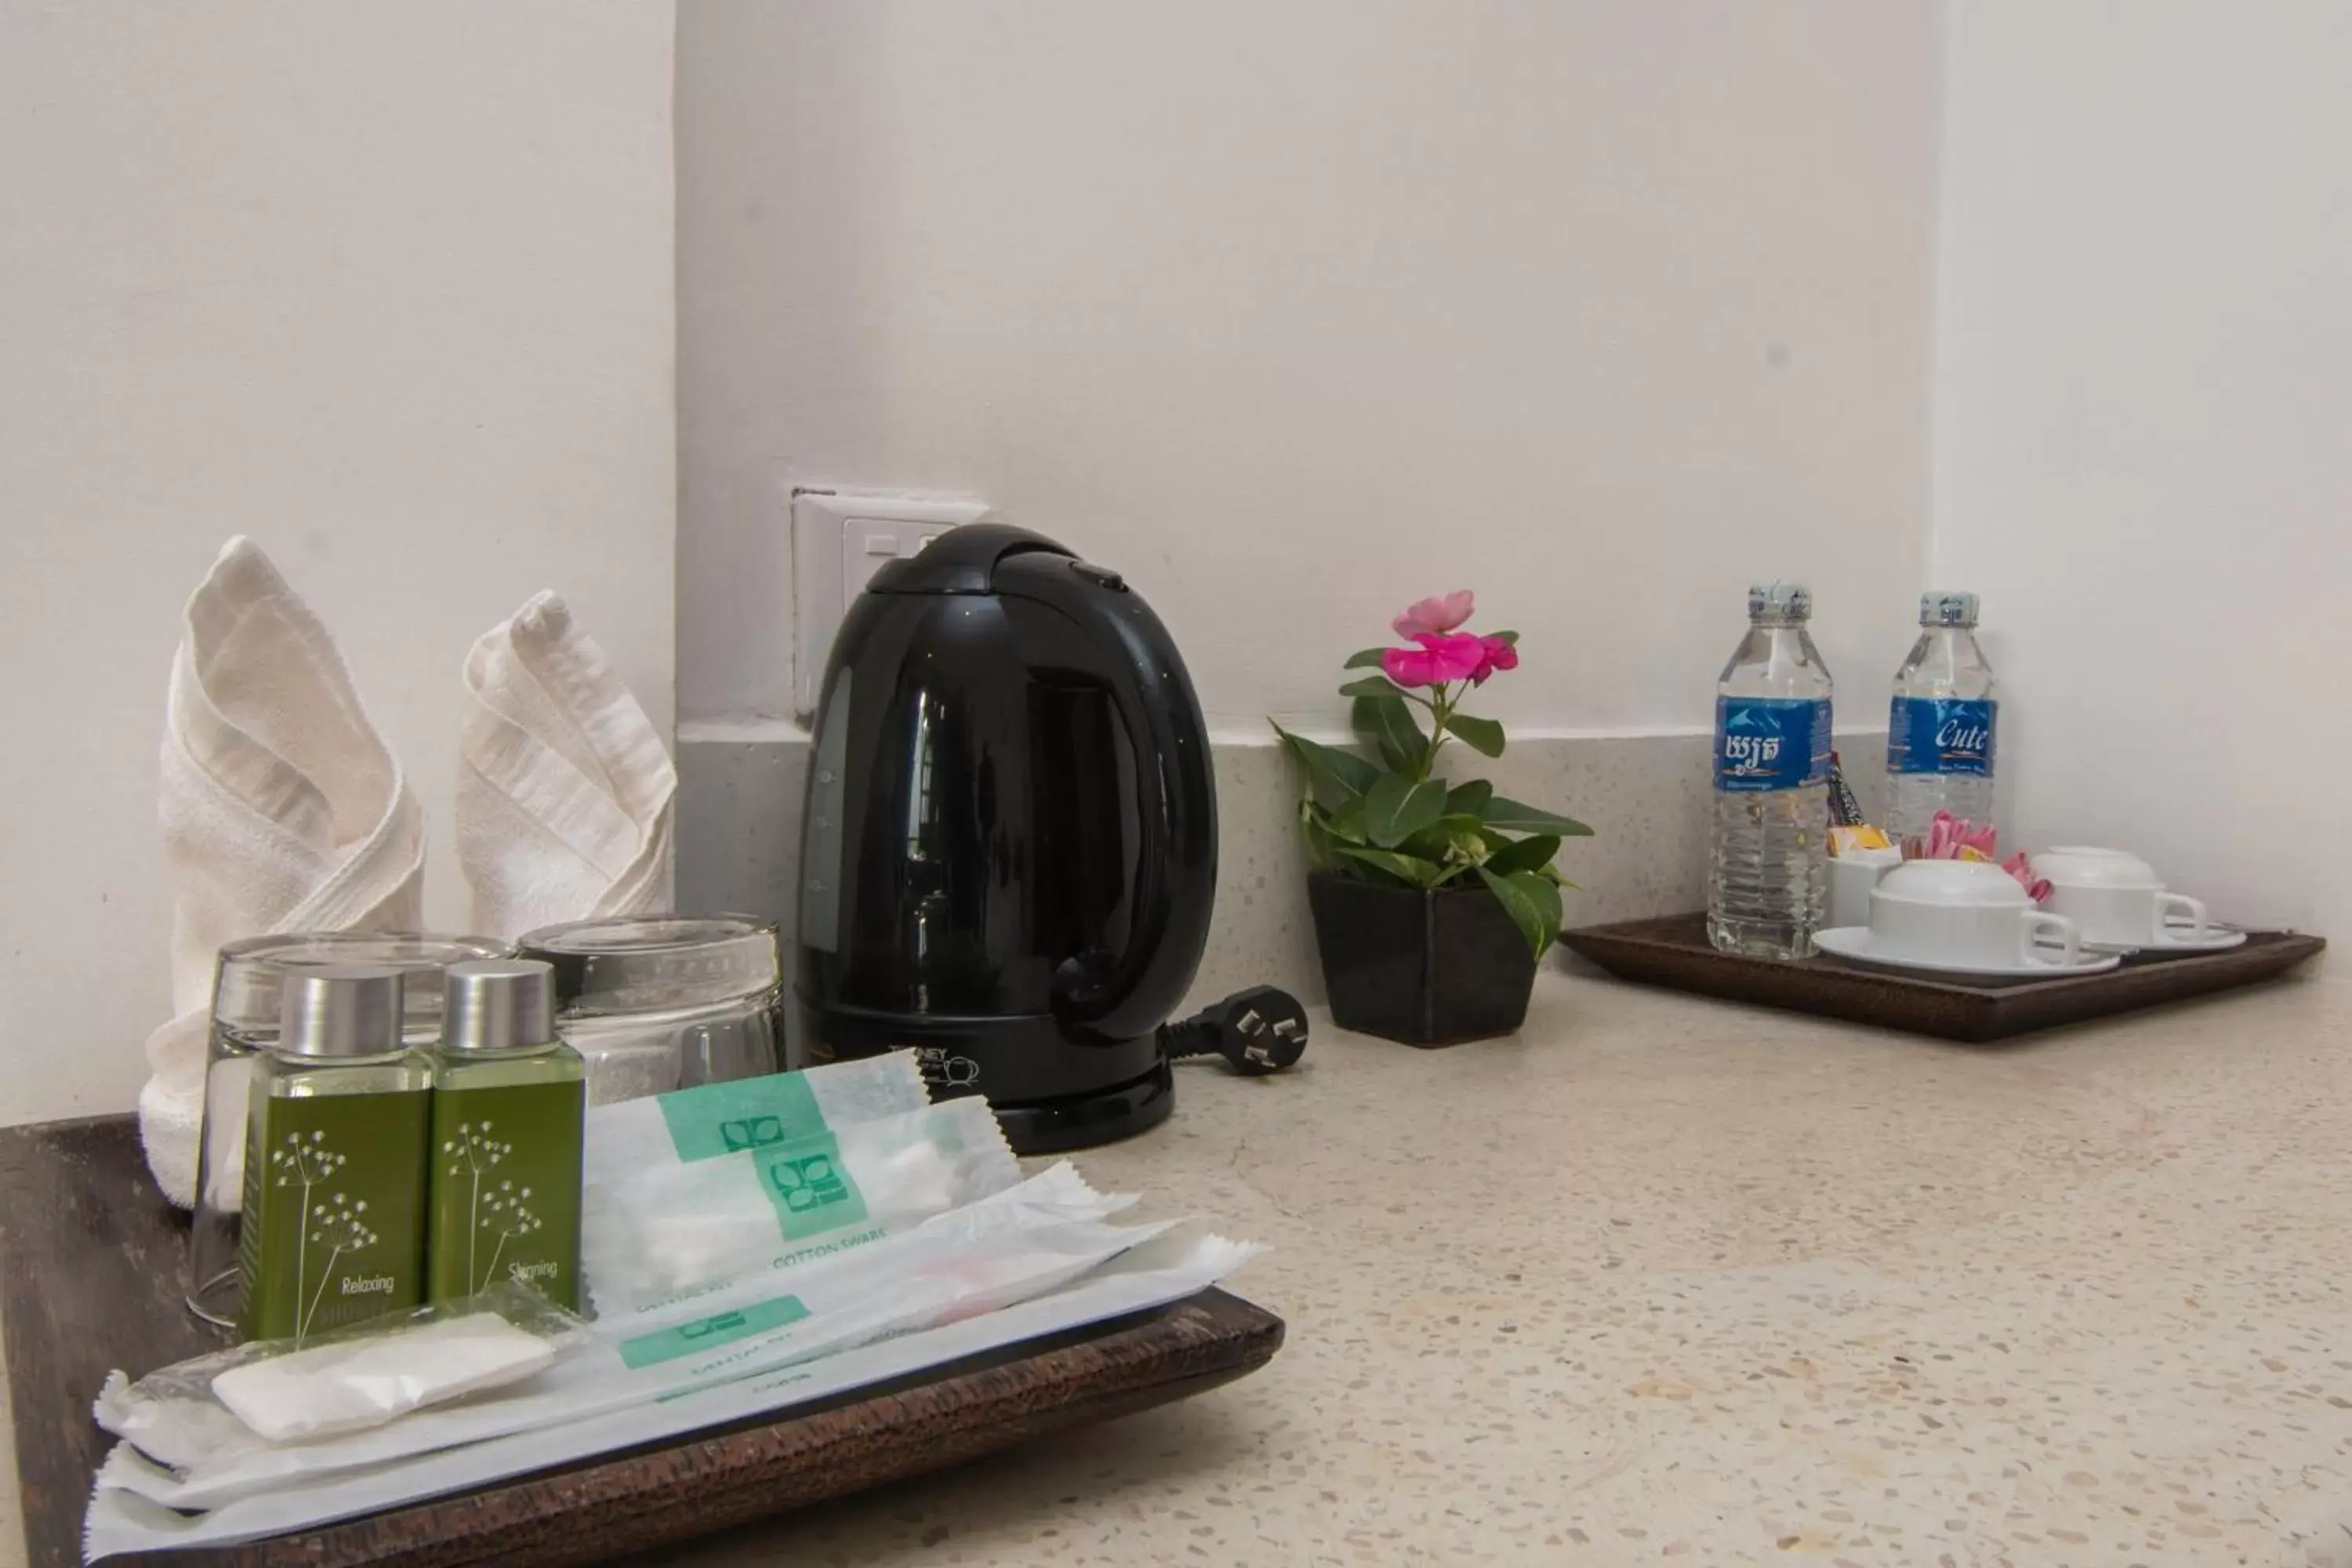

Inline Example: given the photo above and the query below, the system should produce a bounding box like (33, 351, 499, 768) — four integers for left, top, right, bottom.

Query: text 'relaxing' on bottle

(1708, 581, 1834, 960)
(1886, 590, 1998, 842)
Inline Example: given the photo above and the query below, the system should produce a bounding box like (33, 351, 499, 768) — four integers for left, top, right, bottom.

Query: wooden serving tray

(1, 1116, 1284, 1567)
(1561, 912, 2325, 1043)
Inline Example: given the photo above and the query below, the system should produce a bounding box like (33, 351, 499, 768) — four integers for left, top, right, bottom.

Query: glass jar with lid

(517, 915, 786, 1104)
(188, 931, 510, 1326)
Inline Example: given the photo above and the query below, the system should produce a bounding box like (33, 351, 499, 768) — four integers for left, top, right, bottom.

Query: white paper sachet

(584, 1051, 932, 1185)
(582, 1095, 1019, 1314)
(83, 1231, 1263, 1562)
(592, 1160, 1136, 1338)
(98, 1185, 1179, 1512)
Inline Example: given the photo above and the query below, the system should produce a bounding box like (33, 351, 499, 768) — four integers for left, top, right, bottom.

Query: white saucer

(2083, 925, 2249, 956)
(1812, 926, 2122, 980)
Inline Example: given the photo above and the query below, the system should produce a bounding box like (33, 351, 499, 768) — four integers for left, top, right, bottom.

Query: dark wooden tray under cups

(1561, 913, 2325, 1042)
(0, 1116, 1283, 1567)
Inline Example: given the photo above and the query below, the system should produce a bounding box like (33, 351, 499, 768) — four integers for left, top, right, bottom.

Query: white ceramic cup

(1868, 858, 2082, 969)
(1828, 845, 1903, 931)
(2034, 846, 2210, 948)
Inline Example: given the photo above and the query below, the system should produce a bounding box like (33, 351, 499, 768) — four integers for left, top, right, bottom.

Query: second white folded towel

(457, 591, 675, 941)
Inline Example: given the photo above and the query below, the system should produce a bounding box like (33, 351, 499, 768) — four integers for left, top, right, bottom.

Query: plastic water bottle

(1708, 582, 1834, 960)
(1886, 590, 1998, 842)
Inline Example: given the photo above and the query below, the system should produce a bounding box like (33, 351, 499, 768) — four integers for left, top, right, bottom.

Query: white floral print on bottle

(270, 1131, 377, 1344)
(442, 1120, 543, 1292)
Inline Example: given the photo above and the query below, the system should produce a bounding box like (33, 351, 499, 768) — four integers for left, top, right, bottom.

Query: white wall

(1933, 0, 2352, 948)
(0, 2, 678, 1122)
(678, 1, 1941, 739)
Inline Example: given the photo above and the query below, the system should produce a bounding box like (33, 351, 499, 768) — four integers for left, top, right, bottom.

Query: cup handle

(2153, 892, 2207, 944)
(2020, 911, 2080, 967)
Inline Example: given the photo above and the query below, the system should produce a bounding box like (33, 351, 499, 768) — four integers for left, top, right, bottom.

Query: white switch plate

(792, 488, 991, 717)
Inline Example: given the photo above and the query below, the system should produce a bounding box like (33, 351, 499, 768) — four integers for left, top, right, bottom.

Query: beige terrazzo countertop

(11, 964, 2352, 1567)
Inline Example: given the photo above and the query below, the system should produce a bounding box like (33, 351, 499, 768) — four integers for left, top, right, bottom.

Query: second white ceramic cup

(2036, 846, 2210, 948)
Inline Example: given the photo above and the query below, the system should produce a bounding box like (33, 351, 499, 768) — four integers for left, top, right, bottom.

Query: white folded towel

(457, 591, 674, 942)
(143, 539, 425, 1208)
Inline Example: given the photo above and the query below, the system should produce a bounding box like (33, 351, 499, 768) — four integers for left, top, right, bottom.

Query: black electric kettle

(793, 523, 1301, 1152)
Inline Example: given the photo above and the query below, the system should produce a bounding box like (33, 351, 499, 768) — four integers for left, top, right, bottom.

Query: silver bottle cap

(441, 958, 557, 1052)
(1747, 580, 1813, 622)
(276, 964, 407, 1060)
(1920, 590, 1980, 627)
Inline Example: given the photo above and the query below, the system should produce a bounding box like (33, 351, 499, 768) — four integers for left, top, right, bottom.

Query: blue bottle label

(1713, 697, 1831, 793)
(1886, 697, 1997, 777)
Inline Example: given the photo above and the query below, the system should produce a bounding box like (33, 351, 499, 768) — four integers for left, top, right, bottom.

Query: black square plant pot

(1305, 871, 1538, 1047)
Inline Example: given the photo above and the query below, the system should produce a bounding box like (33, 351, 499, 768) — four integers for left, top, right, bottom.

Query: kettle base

(990, 1057, 1174, 1156)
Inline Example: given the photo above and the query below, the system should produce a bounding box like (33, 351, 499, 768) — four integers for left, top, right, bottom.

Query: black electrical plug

(1161, 986, 1308, 1075)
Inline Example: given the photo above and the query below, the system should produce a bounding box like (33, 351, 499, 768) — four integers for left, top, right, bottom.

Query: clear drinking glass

(517, 916, 786, 1104)
(187, 931, 509, 1326)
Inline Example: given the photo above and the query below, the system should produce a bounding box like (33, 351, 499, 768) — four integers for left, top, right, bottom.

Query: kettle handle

(1000, 556, 1218, 1044)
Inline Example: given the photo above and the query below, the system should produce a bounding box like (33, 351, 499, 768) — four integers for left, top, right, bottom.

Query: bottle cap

(275, 964, 407, 1060)
(1920, 590, 1980, 627)
(441, 959, 557, 1052)
(1747, 581, 1813, 622)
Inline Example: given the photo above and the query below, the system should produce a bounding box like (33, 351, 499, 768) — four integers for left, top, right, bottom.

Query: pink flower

(1392, 590, 1475, 640)
(1469, 633, 1519, 685)
(1906, 810, 1998, 862)
(2002, 851, 2053, 904)
(1381, 633, 1486, 688)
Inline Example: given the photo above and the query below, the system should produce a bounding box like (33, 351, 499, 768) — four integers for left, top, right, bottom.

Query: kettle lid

(870, 521, 1073, 595)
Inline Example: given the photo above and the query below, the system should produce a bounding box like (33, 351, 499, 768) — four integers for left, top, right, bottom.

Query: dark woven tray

(1561, 912, 2325, 1042)
(1, 1116, 1283, 1567)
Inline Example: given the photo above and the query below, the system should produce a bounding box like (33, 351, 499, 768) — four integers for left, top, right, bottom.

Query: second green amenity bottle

(427, 959, 586, 1308)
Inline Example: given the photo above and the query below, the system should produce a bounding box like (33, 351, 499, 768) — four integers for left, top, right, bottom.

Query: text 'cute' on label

(1886, 696, 1997, 777)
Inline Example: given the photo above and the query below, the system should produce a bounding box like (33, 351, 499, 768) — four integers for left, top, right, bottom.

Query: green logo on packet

(767, 1151, 851, 1213)
(617, 1293, 811, 1370)
(656, 1074, 827, 1163)
(753, 1134, 869, 1239)
(720, 1115, 789, 1151)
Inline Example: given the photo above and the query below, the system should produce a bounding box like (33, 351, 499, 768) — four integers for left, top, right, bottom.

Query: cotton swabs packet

(582, 1094, 1022, 1313)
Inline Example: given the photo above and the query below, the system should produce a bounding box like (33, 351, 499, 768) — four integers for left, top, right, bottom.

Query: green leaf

(1515, 871, 1565, 953)
(1336, 845, 1449, 887)
(1300, 801, 1339, 873)
(1443, 713, 1506, 757)
(1352, 695, 1428, 775)
(1489, 630, 1519, 647)
(1482, 833, 1560, 877)
(1446, 779, 1494, 817)
(1326, 795, 1369, 845)
(1483, 797, 1594, 837)
(1396, 813, 1486, 865)
(1478, 866, 1565, 958)
(1359, 775, 1448, 848)
(1342, 647, 1391, 670)
(1338, 675, 1401, 700)
(1270, 722, 1377, 806)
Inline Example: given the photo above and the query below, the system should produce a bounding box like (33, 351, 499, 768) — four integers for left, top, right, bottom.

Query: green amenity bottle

(426, 959, 586, 1308)
(238, 965, 433, 1345)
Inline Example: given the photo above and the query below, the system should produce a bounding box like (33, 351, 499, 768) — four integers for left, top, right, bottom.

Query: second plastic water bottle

(1708, 583, 1835, 959)
(1886, 590, 1998, 841)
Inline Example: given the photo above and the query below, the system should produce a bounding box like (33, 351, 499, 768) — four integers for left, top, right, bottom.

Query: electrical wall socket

(792, 488, 991, 717)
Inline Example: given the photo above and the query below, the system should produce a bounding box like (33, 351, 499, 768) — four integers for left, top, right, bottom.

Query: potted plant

(1272, 591, 1592, 1046)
